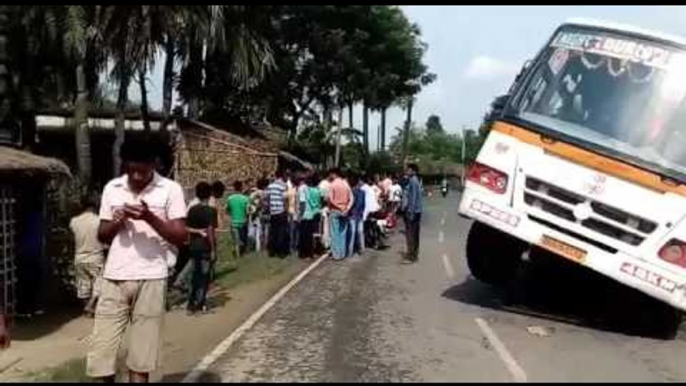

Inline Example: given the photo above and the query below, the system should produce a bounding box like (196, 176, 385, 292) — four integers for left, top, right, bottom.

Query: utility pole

(401, 97, 414, 167)
(334, 107, 343, 167)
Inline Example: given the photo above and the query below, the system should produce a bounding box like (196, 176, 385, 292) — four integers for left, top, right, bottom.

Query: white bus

(459, 19, 686, 338)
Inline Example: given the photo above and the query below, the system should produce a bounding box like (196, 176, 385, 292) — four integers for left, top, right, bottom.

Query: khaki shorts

(75, 261, 103, 299)
(86, 279, 166, 378)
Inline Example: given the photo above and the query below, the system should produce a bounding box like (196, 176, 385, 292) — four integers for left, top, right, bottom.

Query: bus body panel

(459, 125, 686, 311)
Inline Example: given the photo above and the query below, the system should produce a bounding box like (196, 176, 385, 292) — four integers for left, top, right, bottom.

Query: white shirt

(389, 183, 403, 202)
(99, 173, 187, 280)
(69, 211, 105, 264)
(319, 179, 330, 201)
(361, 183, 380, 220)
(372, 184, 382, 201)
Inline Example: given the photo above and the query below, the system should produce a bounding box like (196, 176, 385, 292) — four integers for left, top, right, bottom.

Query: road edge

(182, 252, 330, 383)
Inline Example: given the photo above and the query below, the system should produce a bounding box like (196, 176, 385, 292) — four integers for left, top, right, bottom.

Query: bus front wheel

(466, 221, 527, 286)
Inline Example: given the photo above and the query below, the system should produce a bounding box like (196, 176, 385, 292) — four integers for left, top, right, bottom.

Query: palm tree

(100, 6, 167, 174)
(99, 6, 139, 176)
(177, 6, 275, 119)
(101, 6, 275, 175)
(69, 6, 92, 181)
(12, 6, 108, 181)
(160, 7, 188, 128)
(401, 95, 414, 167)
(64, 5, 102, 182)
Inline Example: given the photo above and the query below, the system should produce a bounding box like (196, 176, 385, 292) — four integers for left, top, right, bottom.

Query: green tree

(9, 6, 108, 181)
(426, 114, 444, 136)
(177, 6, 275, 120)
(66, 6, 108, 181)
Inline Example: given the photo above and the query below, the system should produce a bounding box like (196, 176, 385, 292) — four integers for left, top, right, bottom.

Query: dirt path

(0, 258, 309, 382)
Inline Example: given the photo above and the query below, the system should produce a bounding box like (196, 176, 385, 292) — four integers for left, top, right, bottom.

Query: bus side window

(521, 76, 548, 112)
(659, 98, 686, 165)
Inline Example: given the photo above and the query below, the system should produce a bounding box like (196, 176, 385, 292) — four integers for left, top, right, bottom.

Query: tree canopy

(2, 5, 435, 177)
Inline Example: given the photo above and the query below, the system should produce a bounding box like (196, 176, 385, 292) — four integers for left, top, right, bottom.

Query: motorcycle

(441, 185, 448, 197)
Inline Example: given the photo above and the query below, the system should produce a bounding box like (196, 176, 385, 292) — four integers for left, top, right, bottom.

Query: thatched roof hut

(0, 146, 71, 176)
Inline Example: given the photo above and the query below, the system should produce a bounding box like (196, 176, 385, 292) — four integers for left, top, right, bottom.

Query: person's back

(70, 210, 104, 264)
(351, 186, 366, 220)
(361, 182, 380, 219)
(328, 177, 352, 212)
(70, 202, 105, 315)
(226, 181, 250, 255)
(305, 186, 322, 219)
(382, 176, 392, 197)
(266, 179, 287, 215)
(210, 181, 226, 229)
(318, 178, 330, 202)
(226, 192, 250, 227)
(186, 203, 217, 254)
(266, 173, 289, 257)
(390, 182, 402, 203)
(286, 185, 297, 218)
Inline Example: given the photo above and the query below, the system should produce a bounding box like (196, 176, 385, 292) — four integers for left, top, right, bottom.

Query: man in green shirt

(226, 181, 250, 256)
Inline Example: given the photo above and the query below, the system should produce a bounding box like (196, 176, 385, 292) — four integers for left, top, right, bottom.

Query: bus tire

(646, 301, 682, 340)
(466, 221, 527, 286)
(621, 289, 682, 340)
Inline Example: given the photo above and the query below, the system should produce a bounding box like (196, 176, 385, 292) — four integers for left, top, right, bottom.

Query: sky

(136, 6, 686, 149)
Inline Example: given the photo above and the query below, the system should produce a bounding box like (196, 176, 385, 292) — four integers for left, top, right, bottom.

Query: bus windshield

(511, 25, 686, 181)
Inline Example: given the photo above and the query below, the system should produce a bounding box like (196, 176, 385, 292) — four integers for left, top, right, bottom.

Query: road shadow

(442, 257, 682, 340)
(161, 371, 222, 383)
(167, 286, 233, 312)
(11, 284, 86, 342)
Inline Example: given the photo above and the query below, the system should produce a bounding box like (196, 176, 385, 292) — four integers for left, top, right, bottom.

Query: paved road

(197, 195, 686, 382)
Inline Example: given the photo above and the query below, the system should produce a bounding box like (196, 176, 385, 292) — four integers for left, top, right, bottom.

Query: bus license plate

(539, 235, 586, 264)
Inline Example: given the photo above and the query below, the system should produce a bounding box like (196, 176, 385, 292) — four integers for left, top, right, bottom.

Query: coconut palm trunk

(380, 107, 387, 151)
(139, 69, 151, 132)
(74, 63, 92, 181)
(113, 75, 130, 177)
(362, 101, 369, 157)
(401, 97, 413, 167)
(162, 38, 175, 127)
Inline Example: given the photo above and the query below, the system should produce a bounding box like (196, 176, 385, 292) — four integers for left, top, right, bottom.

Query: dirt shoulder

(159, 256, 310, 382)
(0, 254, 311, 382)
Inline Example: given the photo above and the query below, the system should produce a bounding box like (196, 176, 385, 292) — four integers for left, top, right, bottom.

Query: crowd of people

(232, 167, 411, 262)
(70, 163, 424, 320)
(61, 135, 425, 382)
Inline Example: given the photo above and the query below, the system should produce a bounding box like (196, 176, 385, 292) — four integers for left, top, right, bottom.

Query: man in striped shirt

(266, 169, 290, 258)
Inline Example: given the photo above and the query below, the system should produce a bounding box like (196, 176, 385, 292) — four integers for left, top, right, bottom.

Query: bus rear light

(466, 162, 509, 194)
(658, 239, 686, 269)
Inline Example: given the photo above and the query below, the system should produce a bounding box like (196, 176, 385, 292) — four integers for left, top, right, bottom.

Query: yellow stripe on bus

(492, 121, 686, 196)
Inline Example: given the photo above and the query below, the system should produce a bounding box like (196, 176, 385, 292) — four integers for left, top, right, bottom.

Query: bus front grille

(524, 177, 657, 247)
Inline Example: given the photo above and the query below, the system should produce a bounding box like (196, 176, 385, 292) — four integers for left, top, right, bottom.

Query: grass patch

(25, 357, 90, 383)
(212, 233, 300, 291)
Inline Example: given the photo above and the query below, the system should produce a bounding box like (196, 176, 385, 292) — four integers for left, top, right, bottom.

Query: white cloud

(463, 55, 520, 81)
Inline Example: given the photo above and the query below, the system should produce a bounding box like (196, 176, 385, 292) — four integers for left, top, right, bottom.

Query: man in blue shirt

(401, 163, 422, 264)
(347, 173, 366, 257)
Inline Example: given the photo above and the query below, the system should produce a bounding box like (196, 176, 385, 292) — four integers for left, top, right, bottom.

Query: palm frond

(64, 6, 87, 60)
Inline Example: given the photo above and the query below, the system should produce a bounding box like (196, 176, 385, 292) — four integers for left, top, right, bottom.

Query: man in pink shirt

(87, 137, 188, 383)
(326, 168, 353, 260)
